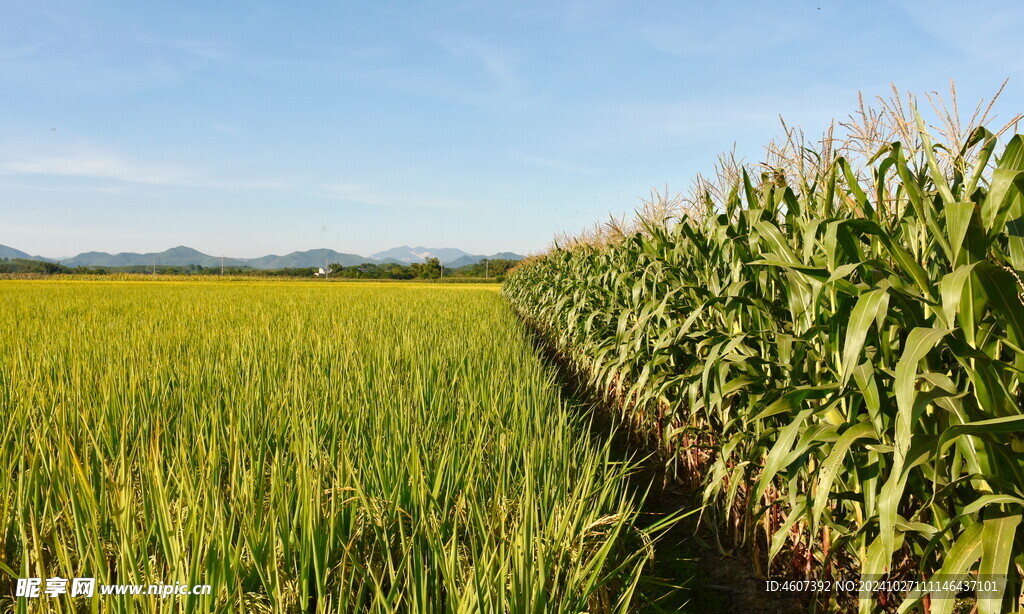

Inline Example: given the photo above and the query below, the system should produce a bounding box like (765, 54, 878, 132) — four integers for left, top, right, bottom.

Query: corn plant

(504, 117, 1024, 612)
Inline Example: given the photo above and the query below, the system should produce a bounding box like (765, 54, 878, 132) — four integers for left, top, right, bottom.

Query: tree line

(325, 258, 518, 280)
(0, 257, 519, 280)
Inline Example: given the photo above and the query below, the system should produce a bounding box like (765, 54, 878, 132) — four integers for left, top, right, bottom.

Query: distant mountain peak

(0, 243, 37, 261)
(370, 246, 474, 264)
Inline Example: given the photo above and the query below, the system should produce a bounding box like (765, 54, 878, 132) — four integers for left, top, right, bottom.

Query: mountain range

(0, 244, 523, 270)
(370, 246, 523, 268)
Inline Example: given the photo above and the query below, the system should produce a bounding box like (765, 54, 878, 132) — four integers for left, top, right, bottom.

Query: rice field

(0, 281, 659, 613)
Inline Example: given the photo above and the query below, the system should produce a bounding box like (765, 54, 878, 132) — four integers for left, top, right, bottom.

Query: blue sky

(2, 0, 1022, 258)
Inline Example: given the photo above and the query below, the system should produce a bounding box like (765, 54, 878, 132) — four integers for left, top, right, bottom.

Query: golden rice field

(0, 281, 660, 613)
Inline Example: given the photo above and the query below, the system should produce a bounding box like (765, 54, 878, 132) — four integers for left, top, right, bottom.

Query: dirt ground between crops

(526, 328, 806, 613)
(591, 419, 805, 614)
(640, 488, 806, 613)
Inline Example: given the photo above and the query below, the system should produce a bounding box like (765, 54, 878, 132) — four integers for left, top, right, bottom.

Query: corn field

(0, 281, 661, 613)
(504, 113, 1024, 612)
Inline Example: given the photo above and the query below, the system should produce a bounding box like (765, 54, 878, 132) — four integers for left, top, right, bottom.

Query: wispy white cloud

(0, 152, 187, 185)
(0, 148, 465, 208)
(0, 146, 294, 193)
(0, 180, 127, 194)
(199, 177, 295, 192)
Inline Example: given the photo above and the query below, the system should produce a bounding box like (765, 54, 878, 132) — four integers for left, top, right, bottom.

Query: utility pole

(440, 259, 443, 279)
(485, 258, 489, 279)
(325, 257, 329, 279)
(221, 255, 225, 276)
(152, 256, 156, 275)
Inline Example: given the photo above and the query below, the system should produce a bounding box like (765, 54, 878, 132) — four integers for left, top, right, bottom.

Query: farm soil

(525, 325, 804, 613)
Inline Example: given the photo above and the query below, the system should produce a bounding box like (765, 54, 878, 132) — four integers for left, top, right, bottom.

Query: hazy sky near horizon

(2, 1, 1023, 258)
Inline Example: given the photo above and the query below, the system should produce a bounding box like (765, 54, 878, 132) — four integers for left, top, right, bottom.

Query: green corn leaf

(1007, 218, 1024, 270)
(894, 327, 950, 464)
(811, 422, 876, 530)
(983, 135, 1024, 236)
(963, 126, 997, 198)
(978, 514, 1022, 614)
(938, 263, 981, 330)
(944, 201, 976, 265)
(827, 262, 861, 283)
(743, 168, 758, 209)
(878, 436, 935, 578)
(926, 523, 984, 614)
(750, 385, 838, 422)
(836, 156, 873, 219)
(860, 531, 905, 613)
(961, 494, 1024, 517)
(937, 414, 1024, 456)
(754, 221, 801, 265)
(841, 289, 889, 387)
(853, 362, 883, 432)
(753, 408, 814, 504)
